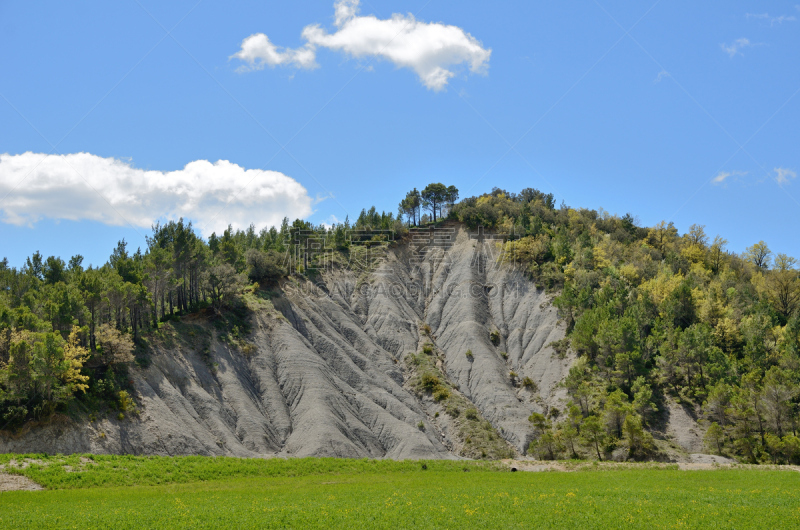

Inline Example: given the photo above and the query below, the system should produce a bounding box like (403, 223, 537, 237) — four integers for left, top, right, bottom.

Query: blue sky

(1, 0, 798, 267)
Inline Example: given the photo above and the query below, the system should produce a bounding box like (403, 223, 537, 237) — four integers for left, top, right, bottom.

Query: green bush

(117, 391, 137, 413)
(245, 248, 287, 284)
(420, 372, 441, 391)
(548, 338, 570, 359)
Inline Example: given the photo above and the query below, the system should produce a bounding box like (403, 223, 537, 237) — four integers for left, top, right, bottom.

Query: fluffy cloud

(721, 38, 755, 58)
(231, 0, 491, 91)
(775, 167, 797, 185)
(231, 34, 317, 71)
(0, 152, 313, 237)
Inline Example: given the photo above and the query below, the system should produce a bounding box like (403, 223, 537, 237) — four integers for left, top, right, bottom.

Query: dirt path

(0, 473, 43, 492)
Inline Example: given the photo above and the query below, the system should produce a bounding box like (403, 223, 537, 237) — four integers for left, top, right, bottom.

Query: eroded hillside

(0, 225, 574, 459)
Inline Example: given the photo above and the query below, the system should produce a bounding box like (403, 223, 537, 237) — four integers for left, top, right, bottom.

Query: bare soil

(0, 473, 43, 492)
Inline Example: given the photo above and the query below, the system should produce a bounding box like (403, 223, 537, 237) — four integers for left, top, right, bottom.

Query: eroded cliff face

(0, 225, 574, 458)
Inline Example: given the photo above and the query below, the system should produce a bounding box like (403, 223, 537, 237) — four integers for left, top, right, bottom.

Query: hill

(1, 185, 799, 464)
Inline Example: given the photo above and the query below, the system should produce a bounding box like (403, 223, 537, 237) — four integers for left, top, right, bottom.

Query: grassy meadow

(1, 455, 799, 529)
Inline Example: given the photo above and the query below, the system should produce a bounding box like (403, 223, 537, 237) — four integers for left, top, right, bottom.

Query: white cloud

(775, 167, 797, 185)
(653, 70, 670, 83)
(746, 13, 796, 25)
(320, 214, 340, 229)
(232, 0, 491, 91)
(712, 170, 747, 185)
(0, 152, 313, 237)
(713, 171, 732, 184)
(721, 38, 756, 58)
(230, 34, 317, 71)
(335, 0, 359, 26)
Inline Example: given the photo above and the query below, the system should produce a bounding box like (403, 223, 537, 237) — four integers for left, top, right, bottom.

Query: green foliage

(705, 422, 725, 455)
(521, 376, 536, 391)
(420, 183, 459, 222)
(420, 372, 441, 392)
(398, 188, 422, 226)
(433, 388, 450, 402)
(244, 249, 286, 285)
(0, 326, 89, 428)
(549, 338, 570, 359)
(117, 391, 137, 414)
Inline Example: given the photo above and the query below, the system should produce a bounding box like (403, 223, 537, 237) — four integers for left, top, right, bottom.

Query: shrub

(489, 330, 500, 345)
(465, 349, 474, 360)
(421, 324, 432, 335)
(421, 372, 441, 391)
(465, 408, 479, 420)
(500, 351, 509, 360)
(245, 248, 287, 284)
(422, 343, 434, 355)
(96, 324, 134, 365)
(522, 376, 537, 391)
(548, 338, 570, 359)
(118, 391, 137, 413)
(417, 421, 425, 431)
(434, 388, 450, 402)
(202, 262, 246, 310)
(447, 405, 461, 417)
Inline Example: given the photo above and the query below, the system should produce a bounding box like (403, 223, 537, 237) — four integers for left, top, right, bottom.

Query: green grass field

(1, 455, 799, 529)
